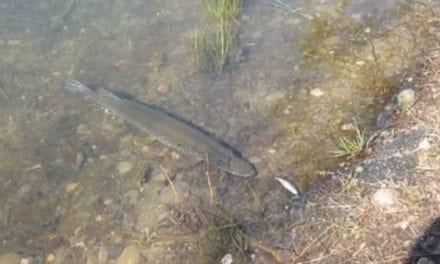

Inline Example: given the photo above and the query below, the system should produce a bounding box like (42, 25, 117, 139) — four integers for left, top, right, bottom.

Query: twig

(205, 153, 214, 205)
(298, 225, 334, 258)
(160, 165, 179, 202)
(249, 239, 285, 263)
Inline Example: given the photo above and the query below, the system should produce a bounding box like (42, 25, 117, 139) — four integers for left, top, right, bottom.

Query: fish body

(275, 177, 300, 196)
(62, 80, 256, 177)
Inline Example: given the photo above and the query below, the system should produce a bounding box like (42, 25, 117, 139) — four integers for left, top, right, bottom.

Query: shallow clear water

(0, 0, 435, 262)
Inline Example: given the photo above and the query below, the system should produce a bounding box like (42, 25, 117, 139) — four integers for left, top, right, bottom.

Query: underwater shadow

(406, 216, 440, 264)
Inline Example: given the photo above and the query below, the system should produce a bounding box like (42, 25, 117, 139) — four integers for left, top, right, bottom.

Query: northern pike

(62, 80, 256, 177)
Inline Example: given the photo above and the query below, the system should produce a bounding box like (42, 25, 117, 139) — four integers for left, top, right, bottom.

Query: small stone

(341, 123, 356, 131)
(64, 182, 79, 193)
(265, 91, 285, 101)
(310, 88, 324, 97)
(103, 198, 113, 205)
(76, 124, 89, 135)
(170, 152, 180, 160)
(268, 148, 277, 154)
(418, 138, 431, 150)
(117, 162, 133, 175)
(396, 220, 410, 230)
(46, 254, 56, 263)
(397, 89, 415, 107)
(157, 84, 170, 94)
(0, 253, 21, 264)
(116, 245, 141, 264)
(221, 253, 233, 264)
(355, 61, 366, 66)
(141, 146, 150, 153)
(95, 214, 103, 222)
(20, 258, 30, 264)
(372, 188, 398, 208)
(355, 166, 364, 173)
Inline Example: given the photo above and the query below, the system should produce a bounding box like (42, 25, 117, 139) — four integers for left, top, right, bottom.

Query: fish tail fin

(62, 80, 92, 93)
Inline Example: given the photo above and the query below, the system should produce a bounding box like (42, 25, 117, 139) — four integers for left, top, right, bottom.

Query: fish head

(227, 157, 257, 177)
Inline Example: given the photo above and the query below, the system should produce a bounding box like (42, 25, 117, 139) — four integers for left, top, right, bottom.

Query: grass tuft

(194, 0, 241, 72)
(339, 174, 360, 193)
(332, 125, 365, 158)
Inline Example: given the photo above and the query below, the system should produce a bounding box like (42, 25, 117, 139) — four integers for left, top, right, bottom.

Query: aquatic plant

(202, 0, 241, 22)
(332, 125, 365, 158)
(194, 210, 249, 263)
(194, 0, 241, 72)
(194, 23, 233, 72)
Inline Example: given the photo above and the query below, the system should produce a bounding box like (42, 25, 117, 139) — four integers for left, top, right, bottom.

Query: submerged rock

(397, 89, 416, 108)
(372, 188, 398, 208)
(310, 88, 324, 97)
(116, 245, 141, 264)
(265, 91, 285, 101)
(157, 84, 170, 94)
(117, 161, 133, 175)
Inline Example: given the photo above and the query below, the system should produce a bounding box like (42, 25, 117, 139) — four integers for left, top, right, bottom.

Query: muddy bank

(288, 17, 440, 263)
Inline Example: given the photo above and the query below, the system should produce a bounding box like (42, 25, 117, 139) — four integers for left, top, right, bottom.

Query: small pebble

(46, 254, 56, 263)
(221, 253, 233, 264)
(141, 146, 150, 153)
(20, 258, 30, 264)
(396, 220, 410, 230)
(372, 188, 398, 208)
(64, 182, 79, 193)
(310, 88, 324, 97)
(117, 162, 133, 175)
(397, 89, 415, 107)
(76, 124, 89, 134)
(341, 123, 356, 131)
(265, 91, 285, 101)
(103, 198, 113, 206)
(267, 148, 277, 154)
(157, 84, 170, 94)
(418, 138, 431, 150)
(170, 152, 180, 160)
(116, 245, 141, 264)
(355, 166, 364, 173)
